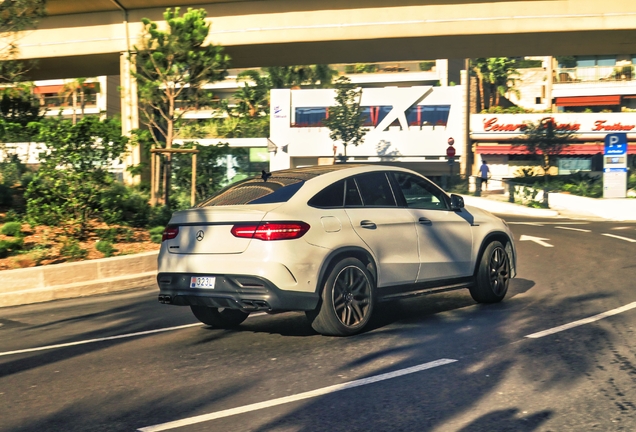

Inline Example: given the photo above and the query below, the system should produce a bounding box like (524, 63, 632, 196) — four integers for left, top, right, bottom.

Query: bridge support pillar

(120, 52, 140, 185)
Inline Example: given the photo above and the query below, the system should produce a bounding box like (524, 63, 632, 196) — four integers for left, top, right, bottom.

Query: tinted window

(198, 177, 304, 206)
(355, 172, 397, 207)
(345, 178, 363, 206)
(392, 172, 449, 210)
(308, 180, 345, 208)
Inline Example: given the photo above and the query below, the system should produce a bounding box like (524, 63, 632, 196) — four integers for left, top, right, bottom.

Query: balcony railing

(554, 65, 634, 83)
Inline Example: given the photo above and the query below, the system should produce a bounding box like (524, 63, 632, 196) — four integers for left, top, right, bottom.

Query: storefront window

(293, 107, 327, 127)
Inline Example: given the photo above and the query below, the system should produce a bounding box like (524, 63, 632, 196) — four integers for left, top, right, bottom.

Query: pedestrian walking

(480, 160, 490, 191)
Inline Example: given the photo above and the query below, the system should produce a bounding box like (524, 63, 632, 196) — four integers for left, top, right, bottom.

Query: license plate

(190, 276, 216, 289)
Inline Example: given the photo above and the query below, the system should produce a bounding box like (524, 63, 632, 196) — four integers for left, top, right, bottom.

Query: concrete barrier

(0, 251, 158, 308)
(548, 193, 636, 221)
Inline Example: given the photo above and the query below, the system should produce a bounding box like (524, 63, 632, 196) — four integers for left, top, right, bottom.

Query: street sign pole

(603, 133, 628, 198)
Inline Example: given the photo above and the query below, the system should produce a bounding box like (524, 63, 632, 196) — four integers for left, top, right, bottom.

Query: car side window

(392, 172, 449, 210)
(344, 178, 363, 206)
(308, 180, 345, 208)
(355, 172, 397, 207)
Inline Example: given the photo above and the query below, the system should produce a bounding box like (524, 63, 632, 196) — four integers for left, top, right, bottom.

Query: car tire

(307, 257, 375, 336)
(190, 306, 249, 328)
(470, 241, 511, 303)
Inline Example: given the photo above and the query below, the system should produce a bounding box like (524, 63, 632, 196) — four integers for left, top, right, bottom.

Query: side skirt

(377, 277, 474, 302)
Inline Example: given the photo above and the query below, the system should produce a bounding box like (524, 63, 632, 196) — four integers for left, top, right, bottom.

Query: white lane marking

(526, 301, 636, 339)
(0, 323, 202, 357)
(602, 233, 636, 243)
(137, 358, 458, 432)
(555, 226, 591, 233)
(610, 226, 636, 231)
(508, 222, 589, 226)
(519, 235, 554, 248)
(0, 312, 268, 358)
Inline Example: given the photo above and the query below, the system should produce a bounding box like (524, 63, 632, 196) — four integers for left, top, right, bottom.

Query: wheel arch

(473, 231, 516, 277)
(315, 247, 377, 295)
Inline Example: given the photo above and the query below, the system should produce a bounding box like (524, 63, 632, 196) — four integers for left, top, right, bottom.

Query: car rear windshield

(197, 177, 305, 206)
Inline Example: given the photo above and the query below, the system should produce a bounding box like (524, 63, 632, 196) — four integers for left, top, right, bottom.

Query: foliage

(132, 7, 230, 206)
(171, 142, 246, 204)
(471, 57, 521, 111)
(345, 64, 378, 74)
(419, 61, 435, 71)
(96, 240, 116, 257)
(0, 85, 46, 140)
(481, 106, 530, 114)
(323, 77, 368, 158)
(59, 78, 94, 125)
(60, 238, 88, 260)
(0, 237, 23, 258)
(1, 221, 23, 236)
(264, 65, 337, 89)
(556, 56, 577, 68)
(25, 116, 129, 237)
(149, 226, 165, 243)
(515, 59, 543, 69)
(511, 117, 578, 179)
(0, 0, 46, 82)
(511, 172, 603, 199)
(99, 182, 152, 228)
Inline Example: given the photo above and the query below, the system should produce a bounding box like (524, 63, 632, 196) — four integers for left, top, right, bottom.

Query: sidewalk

(461, 190, 636, 221)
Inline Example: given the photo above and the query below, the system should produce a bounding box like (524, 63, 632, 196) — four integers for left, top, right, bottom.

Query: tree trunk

(164, 92, 175, 208)
(71, 91, 77, 125)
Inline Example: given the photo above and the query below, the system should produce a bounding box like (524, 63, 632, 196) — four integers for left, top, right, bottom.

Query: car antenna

(261, 170, 272, 182)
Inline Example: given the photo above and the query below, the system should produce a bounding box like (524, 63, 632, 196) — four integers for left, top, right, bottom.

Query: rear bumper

(157, 272, 319, 312)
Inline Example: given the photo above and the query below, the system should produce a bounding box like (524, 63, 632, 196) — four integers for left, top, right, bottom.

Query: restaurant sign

(472, 113, 636, 139)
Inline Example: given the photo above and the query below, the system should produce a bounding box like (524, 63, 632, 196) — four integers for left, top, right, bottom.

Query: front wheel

(190, 306, 249, 328)
(470, 241, 510, 303)
(307, 257, 374, 336)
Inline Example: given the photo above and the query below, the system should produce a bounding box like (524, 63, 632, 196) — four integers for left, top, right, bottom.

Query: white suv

(157, 164, 516, 336)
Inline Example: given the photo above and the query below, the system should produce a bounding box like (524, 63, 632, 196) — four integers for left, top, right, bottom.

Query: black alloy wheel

(470, 241, 510, 303)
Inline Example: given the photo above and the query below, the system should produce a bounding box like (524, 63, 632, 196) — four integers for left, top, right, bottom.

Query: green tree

(512, 117, 578, 180)
(323, 76, 368, 159)
(132, 7, 230, 207)
(0, 84, 45, 141)
(471, 57, 520, 111)
(60, 78, 91, 125)
(264, 65, 337, 89)
(0, 0, 46, 82)
(25, 116, 129, 237)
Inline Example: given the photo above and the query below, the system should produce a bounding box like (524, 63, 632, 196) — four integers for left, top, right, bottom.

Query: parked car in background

(157, 164, 516, 336)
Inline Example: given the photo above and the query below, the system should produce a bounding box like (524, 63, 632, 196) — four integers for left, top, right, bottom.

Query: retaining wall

(0, 251, 159, 308)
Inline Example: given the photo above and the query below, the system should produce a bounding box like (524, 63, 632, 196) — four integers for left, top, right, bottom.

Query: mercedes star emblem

(196, 230, 204, 241)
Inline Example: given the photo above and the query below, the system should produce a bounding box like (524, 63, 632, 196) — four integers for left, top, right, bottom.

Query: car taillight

(162, 225, 179, 242)
(231, 222, 310, 241)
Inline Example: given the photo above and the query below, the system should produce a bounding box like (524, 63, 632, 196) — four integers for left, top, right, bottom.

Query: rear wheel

(190, 306, 249, 328)
(307, 257, 374, 336)
(470, 241, 510, 303)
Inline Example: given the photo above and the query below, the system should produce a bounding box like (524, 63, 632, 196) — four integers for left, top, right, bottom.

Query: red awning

(33, 85, 64, 94)
(555, 95, 621, 107)
(475, 143, 636, 155)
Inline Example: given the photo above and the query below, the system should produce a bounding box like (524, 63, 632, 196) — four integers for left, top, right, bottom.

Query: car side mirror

(450, 194, 464, 211)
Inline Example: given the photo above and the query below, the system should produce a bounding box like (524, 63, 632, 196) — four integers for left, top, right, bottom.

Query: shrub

(0, 184, 14, 208)
(149, 226, 165, 244)
(419, 61, 435, 71)
(0, 237, 23, 258)
(99, 183, 151, 228)
(1, 221, 23, 236)
(148, 206, 173, 227)
(60, 238, 88, 260)
(96, 240, 116, 257)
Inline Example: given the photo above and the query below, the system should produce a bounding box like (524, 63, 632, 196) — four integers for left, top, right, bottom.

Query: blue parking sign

(604, 133, 627, 155)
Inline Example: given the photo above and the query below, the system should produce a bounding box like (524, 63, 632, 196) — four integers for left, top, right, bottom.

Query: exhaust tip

(158, 295, 172, 304)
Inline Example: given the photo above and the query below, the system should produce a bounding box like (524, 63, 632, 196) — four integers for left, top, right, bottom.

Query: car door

(344, 171, 420, 287)
(390, 171, 473, 282)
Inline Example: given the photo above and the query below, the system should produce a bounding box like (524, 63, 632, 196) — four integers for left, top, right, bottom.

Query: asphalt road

(1, 215, 636, 432)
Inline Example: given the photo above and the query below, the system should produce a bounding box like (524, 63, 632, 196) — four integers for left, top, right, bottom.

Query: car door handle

(360, 220, 377, 229)
(418, 217, 432, 225)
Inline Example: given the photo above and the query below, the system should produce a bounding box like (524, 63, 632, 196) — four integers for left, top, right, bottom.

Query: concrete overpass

(13, 0, 636, 80)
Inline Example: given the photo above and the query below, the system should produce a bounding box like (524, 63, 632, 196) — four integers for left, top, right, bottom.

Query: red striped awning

(33, 85, 64, 94)
(555, 95, 621, 107)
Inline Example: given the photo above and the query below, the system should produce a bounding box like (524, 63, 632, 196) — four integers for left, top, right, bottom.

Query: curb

(0, 251, 158, 308)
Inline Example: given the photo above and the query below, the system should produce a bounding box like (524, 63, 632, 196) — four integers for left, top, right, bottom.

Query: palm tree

(471, 58, 520, 111)
(60, 78, 88, 124)
(234, 70, 271, 118)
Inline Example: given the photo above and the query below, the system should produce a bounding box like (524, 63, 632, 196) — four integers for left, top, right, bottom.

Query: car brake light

(162, 225, 179, 242)
(231, 222, 310, 241)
